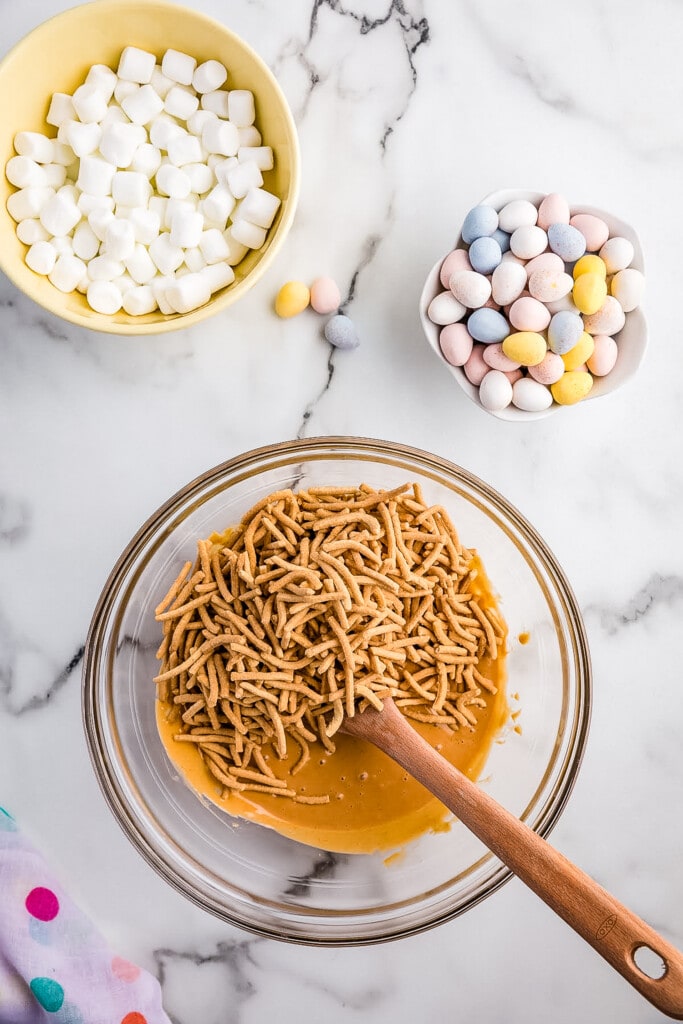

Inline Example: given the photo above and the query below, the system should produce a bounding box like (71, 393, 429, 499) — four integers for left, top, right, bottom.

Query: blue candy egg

(467, 308, 509, 344)
(324, 314, 359, 350)
(468, 236, 502, 274)
(491, 227, 511, 253)
(547, 310, 584, 354)
(461, 205, 498, 244)
(547, 223, 587, 263)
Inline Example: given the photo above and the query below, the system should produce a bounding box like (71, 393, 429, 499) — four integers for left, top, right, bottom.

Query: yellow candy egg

(561, 331, 594, 371)
(572, 272, 608, 315)
(501, 331, 547, 367)
(551, 370, 594, 405)
(275, 281, 310, 318)
(573, 254, 607, 280)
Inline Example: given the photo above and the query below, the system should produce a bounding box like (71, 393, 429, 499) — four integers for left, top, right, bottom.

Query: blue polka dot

(0, 807, 17, 831)
(30, 977, 64, 1012)
(57, 1001, 85, 1024)
(29, 916, 52, 946)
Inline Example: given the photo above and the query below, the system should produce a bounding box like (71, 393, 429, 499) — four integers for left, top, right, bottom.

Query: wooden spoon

(342, 697, 683, 1019)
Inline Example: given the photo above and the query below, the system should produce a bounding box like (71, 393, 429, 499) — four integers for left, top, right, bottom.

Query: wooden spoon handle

(350, 700, 683, 1019)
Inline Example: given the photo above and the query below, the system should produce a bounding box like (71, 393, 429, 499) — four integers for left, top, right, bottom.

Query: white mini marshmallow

(166, 271, 211, 313)
(225, 160, 262, 199)
(39, 193, 82, 236)
(150, 65, 174, 99)
(192, 59, 228, 94)
(112, 170, 152, 207)
(77, 155, 115, 197)
(238, 187, 280, 230)
(72, 221, 100, 261)
(164, 197, 195, 229)
(100, 105, 129, 128)
(46, 93, 76, 128)
(201, 261, 235, 293)
(184, 162, 214, 194)
(213, 157, 238, 187)
(182, 246, 206, 272)
(6, 187, 54, 222)
(202, 118, 238, 156)
(222, 228, 249, 266)
(14, 132, 55, 164)
(237, 125, 261, 147)
(228, 90, 255, 127)
(99, 123, 146, 168)
(149, 233, 184, 275)
(49, 254, 87, 293)
(88, 208, 115, 241)
(123, 284, 158, 315)
(51, 142, 76, 166)
(16, 219, 50, 245)
(78, 193, 114, 216)
(85, 63, 117, 101)
(149, 116, 185, 151)
(187, 109, 216, 136)
(128, 206, 160, 244)
(151, 274, 175, 313)
(63, 120, 102, 157)
(162, 49, 197, 87)
(200, 183, 235, 227)
(169, 207, 204, 248)
(124, 243, 157, 284)
(122, 84, 164, 125)
(87, 280, 123, 314)
(51, 236, 74, 256)
(117, 46, 156, 84)
(103, 218, 136, 261)
(114, 80, 139, 105)
(148, 195, 168, 224)
(237, 145, 273, 171)
(114, 273, 136, 295)
(156, 164, 191, 199)
(72, 84, 109, 124)
(200, 90, 230, 118)
(87, 254, 125, 281)
(131, 143, 162, 177)
(43, 164, 68, 189)
(164, 85, 199, 120)
(57, 183, 79, 202)
(230, 218, 266, 249)
(198, 227, 231, 264)
(167, 133, 203, 168)
(6, 156, 47, 189)
(26, 240, 57, 276)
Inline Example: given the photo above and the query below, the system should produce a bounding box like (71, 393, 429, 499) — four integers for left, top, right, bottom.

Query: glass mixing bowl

(82, 437, 591, 944)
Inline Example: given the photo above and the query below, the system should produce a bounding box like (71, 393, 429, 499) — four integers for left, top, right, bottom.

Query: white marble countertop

(2, 1, 682, 1021)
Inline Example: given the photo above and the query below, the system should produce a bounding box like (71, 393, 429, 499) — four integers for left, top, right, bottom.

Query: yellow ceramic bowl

(0, 0, 300, 335)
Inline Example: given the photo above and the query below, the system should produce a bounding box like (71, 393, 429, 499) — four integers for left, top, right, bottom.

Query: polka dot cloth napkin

(0, 807, 171, 1024)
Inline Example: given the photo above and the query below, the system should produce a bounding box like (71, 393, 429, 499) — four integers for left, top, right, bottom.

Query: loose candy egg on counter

(528, 350, 565, 384)
(439, 248, 472, 288)
(547, 310, 584, 354)
(547, 223, 586, 263)
(310, 276, 341, 314)
(582, 294, 626, 336)
(569, 214, 609, 252)
(467, 308, 510, 343)
(599, 236, 634, 274)
(449, 270, 491, 309)
(510, 224, 547, 260)
(551, 370, 593, 405)
(439, 322, 473, 366)
(469, 235, 502, 274)
(509, 296, 550, 332)
(502, 331, 547, 366)
(324, 313, 359, 350)
(479, 369, 513, 411)
(572, 272, 607, 315)
(498, 199, 538, 233)
(275, 280, 310, 318)
(610, 268, 644, 312)
(491, 261, 527, 306)
(512, 376, 553, 412)
(537, 192, 570, 230)
(587, 334, 618, 376)
(427, 290, 466, 325)
(461, 205, 498, 244)
(561, 331, 594, 371)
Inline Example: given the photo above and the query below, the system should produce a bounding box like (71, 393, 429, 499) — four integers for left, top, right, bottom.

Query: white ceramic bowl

(419, 188, 647, 422)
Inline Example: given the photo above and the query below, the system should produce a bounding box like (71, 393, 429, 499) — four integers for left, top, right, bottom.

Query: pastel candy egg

(528, 351, 565, 385)
(547, 223, 586, 262)
(463, 344, 489, 385)
(528, 269, 573, 303)
(599, 236, 634, 275)
(512, 377, 553, 412)
(502, 331, 547, 366)
(439, 323, 473, 366)
(467, 308, 510, 344)
(569, 213, 609, 252)
(275, 280, 310, 318)
(551, 370, 594, 405)
(545, 293, 580, 315)
(449, 270, 491, 309)
(510, 225, 548, 260)
(324, 314, 359, 349)
(572, 272, 608, 315)
(428, 290, 466, 325)
(547, 310, 584, 354)
(537, 192, 570, 231)
(587, 334, 618, 376)
(525, 252, 564, 278)
(583, 295, 626, 336)
(573, 254, 606, 280)
(310, 276, 341, 314)
(561, 331, 594, 371)
(509, 296, 550, 332)
(491, 261, 527, 306)
(500, 252, 526, 267)
(491, 227, 511, 253)
(461, 205, 498, 244)
(479, 369, 513, 412)
(469, 235, 502, 274)
(505, 368, 524, 385)
(497, 199, 538, 233)
(611, 268, 644, 312)
(440, 248, 472, 288)
(483, 342, 521, 371)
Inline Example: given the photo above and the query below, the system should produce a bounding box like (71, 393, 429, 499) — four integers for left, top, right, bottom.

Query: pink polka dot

(25, 887, 59, 922)
(111, 956, 141, 983)
(121, 1014, 147, 1024)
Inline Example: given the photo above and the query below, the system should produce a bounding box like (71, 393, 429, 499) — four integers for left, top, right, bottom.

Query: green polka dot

(0, 807, 16, 831)
(30, 977, 64, 1012)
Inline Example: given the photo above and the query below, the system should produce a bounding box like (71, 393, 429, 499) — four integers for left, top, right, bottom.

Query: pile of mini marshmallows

(5, 46, 281, 317)
(427, 193, 645, 413)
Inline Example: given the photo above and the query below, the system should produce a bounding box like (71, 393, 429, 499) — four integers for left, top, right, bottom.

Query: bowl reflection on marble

(82, 437, 591, 944)
(419, 189, 647, 422)
(0, 0, 299, 335)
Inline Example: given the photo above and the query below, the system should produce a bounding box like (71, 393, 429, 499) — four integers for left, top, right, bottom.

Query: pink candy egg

(528, 351, 565, 385)
(310, 276, 341, 314)
(509, 295, 551, 332)
(439, 323, 473, 367)
(440, 248, 471, 288)
(587, 334, 618, 376)
(583, 295, 626, 336)
(525, 252, 564, 278)
(504, 368, 524, 384)
(537, 193, 570, 231)
(463, 344, 489, 385)
(528, 269, 573, 303)
(482, 342, 521, 371)
(569, 214, 609, 253)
